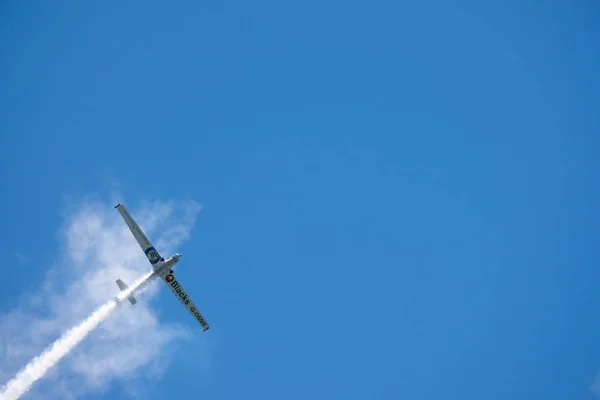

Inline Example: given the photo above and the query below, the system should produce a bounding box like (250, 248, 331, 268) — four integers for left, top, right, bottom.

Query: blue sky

(1, 1, 599, 399)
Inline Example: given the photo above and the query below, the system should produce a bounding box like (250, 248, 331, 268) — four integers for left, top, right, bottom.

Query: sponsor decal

(165, 274, 174, 283)
(170, 281, 208, 328)
(145, 247, 160, 264)
(170, 280, 190, 305)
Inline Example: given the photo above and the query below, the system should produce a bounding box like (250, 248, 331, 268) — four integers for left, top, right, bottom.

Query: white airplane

(113, 203, 210, 331)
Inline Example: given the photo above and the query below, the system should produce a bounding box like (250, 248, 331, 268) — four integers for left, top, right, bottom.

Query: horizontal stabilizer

(116, 279, 138, 305)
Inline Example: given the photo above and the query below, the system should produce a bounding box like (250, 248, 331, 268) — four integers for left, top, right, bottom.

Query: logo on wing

(145, 247, 160, 264)
(165, 274, 174, 283)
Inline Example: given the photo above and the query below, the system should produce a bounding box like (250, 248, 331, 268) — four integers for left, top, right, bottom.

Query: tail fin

(116, 279, 137, 305)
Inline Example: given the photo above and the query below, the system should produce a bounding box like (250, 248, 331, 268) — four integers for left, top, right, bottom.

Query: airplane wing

(161, 271, 210, 331)
(114, 203, 163, 267)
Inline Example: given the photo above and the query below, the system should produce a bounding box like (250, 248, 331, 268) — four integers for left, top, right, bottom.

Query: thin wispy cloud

(14, 254, 29, 267)
(0, 198, 206, 399)
(590, 370, 600, 398)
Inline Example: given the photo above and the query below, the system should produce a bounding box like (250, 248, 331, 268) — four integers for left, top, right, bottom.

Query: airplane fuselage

(153, 253, 182, 275)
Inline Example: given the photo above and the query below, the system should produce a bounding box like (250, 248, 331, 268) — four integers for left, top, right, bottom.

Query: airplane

(113, 202, 210, 331)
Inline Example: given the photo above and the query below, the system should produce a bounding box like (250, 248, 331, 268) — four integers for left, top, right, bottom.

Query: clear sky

(1, 1, 599, 399)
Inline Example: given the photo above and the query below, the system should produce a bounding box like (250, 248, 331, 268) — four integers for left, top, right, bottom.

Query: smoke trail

(0, 271, 155, 400)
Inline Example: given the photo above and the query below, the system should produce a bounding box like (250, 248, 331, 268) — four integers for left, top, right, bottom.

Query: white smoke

(0, 302, 120, 400)
(591, 370, 600, 397)
(0, 270, 154, 400)
(0, 198, 207, 399)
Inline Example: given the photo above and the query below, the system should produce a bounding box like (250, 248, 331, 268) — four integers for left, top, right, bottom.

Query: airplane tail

(115, 279, 137, 305)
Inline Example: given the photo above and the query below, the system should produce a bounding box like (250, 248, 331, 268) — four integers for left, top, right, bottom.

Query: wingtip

(114, 202, 123, 209)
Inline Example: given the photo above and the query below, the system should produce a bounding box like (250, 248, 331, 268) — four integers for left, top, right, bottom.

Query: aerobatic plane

(113, 203, 210, 331)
